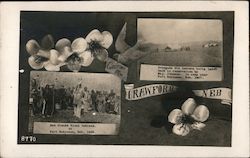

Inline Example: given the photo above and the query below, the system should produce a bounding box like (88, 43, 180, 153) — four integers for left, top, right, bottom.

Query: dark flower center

(89, 41, 103, 52)
(34, 55, 49, 63)
(181, 115, 196, 124)
(66, 53, 82, 64)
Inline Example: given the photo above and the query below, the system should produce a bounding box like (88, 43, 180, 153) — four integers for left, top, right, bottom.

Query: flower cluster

(168, 98, 209, 136)
(26, 30, 113, 72)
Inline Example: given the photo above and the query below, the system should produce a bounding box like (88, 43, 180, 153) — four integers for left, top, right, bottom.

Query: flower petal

(85, 29, 103, 43)
(95, 49, 108, 62)
(55, 38, 71, 53)
(65, 53, 82, 72)
(168, 109, 184, 124)
(50, 49, 60, 65)
(26, 39, 40, 55)
(115, 23, 131, 54)
(58, 55, 68, 63)
(58, 46, 73, 62)
(37, 50, 50, 59)
(79, 50, 94, 66)
(44, 61, 61, 71)
(191, 122, 206, 131)
(28, 56, 45, 70)
(191, 105, 209, 122)
(100, 31, 113, 49)
(71, 38, 87, 54)
(172, 123, 190, 136)
(41, 34, 54, 50)
(181, 98, 197, 115)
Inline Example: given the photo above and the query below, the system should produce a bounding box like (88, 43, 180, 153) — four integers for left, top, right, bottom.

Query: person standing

(50, 84, 55, 115)
(114, 96, 120, 115)
(31, 87, 39, 115)
(73, 86, 77, 116)
(65, 87, 72, 109)
(69, 87, 74, 108)
(97, 91, 106, 113)
(42, 85, 54, 117)
(59, 85, 66, 109)
(106, 92, 116, 114)
(42, 85, 48, 117)
(82, 87, 92, 113)
(73, 84, 83, 118)
(91, 90, 97, 111)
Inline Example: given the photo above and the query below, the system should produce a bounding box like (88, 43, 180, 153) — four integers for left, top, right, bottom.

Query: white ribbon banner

(192, 88, 232, 105)
(125, 84, 178, 100)
(125, 84, 232, 105)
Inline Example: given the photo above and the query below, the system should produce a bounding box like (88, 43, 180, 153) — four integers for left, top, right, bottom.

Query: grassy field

(139, 43, 222, 67)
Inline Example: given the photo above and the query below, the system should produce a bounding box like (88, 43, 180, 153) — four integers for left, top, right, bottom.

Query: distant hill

(137, 40, 223, 67)
(140, 40, 222, 49)
(137, 40, 222, 52)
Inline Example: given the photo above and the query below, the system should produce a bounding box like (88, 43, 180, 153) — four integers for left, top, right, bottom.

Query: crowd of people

(29, 77, 120, 118)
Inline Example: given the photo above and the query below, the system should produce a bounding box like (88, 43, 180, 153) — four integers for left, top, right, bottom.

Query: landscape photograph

(137, 18, 223, 67)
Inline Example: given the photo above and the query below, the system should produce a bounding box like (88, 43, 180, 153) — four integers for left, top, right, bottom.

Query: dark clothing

(91, 91, 97, 111)
(105, 92, 116, 113)
(58, 88, 66, 109)
(105, 95, 115, 113)
(31, 88, 40, 115)
(43, 87, 54, 116)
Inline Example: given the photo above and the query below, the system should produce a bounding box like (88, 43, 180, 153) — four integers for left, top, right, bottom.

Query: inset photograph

(138, 18, 223, 81)
(29, 71, 121, 135)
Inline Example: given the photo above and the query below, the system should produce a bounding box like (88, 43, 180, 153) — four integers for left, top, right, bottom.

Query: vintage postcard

(0, 1, 249, 158)
(17, 11, 233, 146)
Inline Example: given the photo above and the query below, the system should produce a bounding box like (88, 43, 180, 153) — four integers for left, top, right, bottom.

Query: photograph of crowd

(29, 71, 121, 125)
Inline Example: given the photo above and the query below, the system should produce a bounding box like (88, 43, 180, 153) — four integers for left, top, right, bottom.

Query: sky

(30, 71, 121, 94)
(138, 18, 223, 44)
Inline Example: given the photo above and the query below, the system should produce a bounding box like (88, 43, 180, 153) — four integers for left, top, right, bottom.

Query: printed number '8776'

(21, 136, 36, 142)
